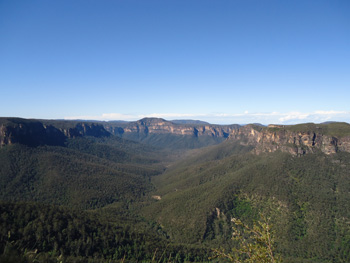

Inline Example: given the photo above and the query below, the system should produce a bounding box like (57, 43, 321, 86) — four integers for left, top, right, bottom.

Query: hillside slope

(0, 118, 211, 262)
(2, 117, 350, 262)
(0, 118, 167, 209)
(142, 125, 350, 262)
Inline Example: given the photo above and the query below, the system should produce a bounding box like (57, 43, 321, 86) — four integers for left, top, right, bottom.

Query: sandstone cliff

(229, 123, 350, 155)
(0, 118, 110, 147)
(104, 118, 239, 138)
(2, 117, 350, 155)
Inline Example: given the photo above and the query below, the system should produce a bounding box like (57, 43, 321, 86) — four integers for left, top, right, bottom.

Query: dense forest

(0, 202, 210, 263)
(1, 118, 350, 262)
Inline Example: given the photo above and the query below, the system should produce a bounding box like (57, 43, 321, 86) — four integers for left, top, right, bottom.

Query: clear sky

(1, 0, 349, 124)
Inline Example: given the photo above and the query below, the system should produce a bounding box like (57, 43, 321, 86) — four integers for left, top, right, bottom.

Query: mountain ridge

(229, 122, 350, 155)
(2, 117, 350, 154)
(103, 117, 239, 138)
(0, 117, 110, 147)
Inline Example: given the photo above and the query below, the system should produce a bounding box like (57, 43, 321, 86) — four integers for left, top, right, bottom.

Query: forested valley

(1, 118, 350, 262)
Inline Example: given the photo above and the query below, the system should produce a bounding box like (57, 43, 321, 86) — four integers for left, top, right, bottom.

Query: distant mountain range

(102, 118, 240, 150)
(171, 119, 210, 125)
(2, 117, 350, 154)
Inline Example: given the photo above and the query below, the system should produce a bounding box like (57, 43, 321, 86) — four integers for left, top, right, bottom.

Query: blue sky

(1, 0, 349, 124)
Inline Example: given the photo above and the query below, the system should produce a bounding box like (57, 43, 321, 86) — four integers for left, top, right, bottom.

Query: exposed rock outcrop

(1, 117, 350, 155)
(104, 118, 239, 138)
(59, 122, 110, 138)
(104, 118, 350, 155)
(229, 124, 350, 155)
(0, 118, 110, 147)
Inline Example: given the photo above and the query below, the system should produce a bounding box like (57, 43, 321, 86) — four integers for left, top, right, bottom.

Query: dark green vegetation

(0, 138, 162, 209)
(117, 132, 227, 151)
(1, 118, 350, 262)
(145, 145, 350, 262)
(0, 118, 167, 209)
(0, 118, 210, 262)
(0, 202, 209, 263)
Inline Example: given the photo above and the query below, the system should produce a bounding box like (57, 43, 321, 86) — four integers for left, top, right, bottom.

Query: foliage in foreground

(212, 214, 281, 263)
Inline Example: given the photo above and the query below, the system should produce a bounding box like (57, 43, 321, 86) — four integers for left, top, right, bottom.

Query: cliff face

(0, 118, 110, 147)
(2, 117, 350, 155)
(59, 122, 111, 138)
(104, 118, 239, 138)
(229, 124, 350, 155)
(99, 118, 350, 155)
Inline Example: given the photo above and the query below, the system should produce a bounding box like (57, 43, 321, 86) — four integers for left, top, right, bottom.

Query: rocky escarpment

(229, 123, 350, 155)
(57, 122, 110, 138)
(0, 118, 110, 147)
(2, 117, 350, 155)
(104, 118, 239, 138)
